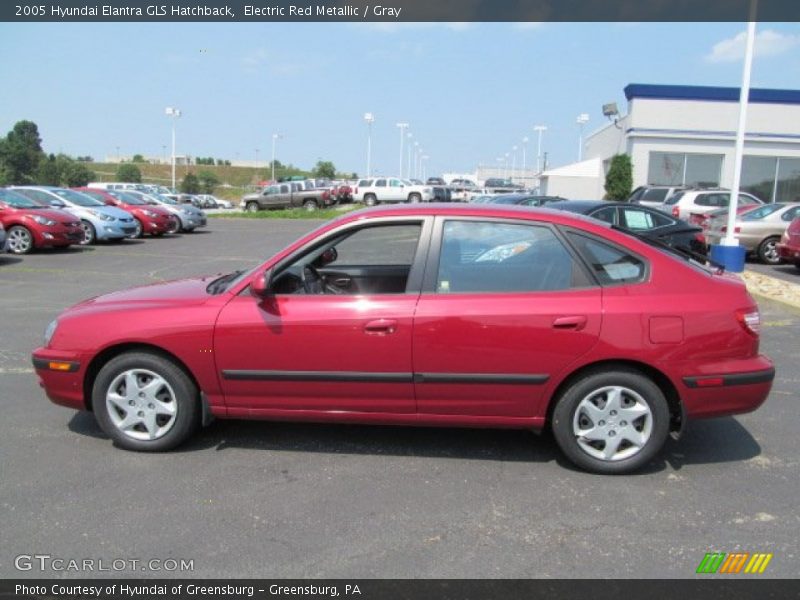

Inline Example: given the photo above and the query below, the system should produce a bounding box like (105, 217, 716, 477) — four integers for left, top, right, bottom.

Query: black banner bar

(2, 580, 800, 600)
(3, 0, 800, 23)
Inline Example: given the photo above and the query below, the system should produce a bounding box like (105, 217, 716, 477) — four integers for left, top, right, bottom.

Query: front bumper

(95, 222, 137, 240)
(777, 242, 800, 261)
(32, 348, 87, 410)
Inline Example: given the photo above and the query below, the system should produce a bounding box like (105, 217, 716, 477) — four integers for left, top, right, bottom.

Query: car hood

(23, 208, 80, 223)
(69, 276, 217, 312)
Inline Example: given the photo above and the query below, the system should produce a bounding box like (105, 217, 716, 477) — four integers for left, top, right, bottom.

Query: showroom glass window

(647, 152, 722, 187)
(435, 221, 584, 293)
(741, 157, 800, 203)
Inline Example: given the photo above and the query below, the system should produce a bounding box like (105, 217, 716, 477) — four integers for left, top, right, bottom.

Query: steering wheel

(301, 264, 324, 294)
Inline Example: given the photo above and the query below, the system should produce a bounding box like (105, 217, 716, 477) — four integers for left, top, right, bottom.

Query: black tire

(408, 193, 421, 203)
(364, 194, 378, 207)
(303, 199, 319, 212)
(133, 218, 144, 239)
(551, 367, 670, 474)
(757, 236, 781, 265)
(80, 220, 96, 245)
(245, 202, 260, 213)
(795, 261, 800, 272)
(6, 225, 34, 255)
(93, 352, 201, 452)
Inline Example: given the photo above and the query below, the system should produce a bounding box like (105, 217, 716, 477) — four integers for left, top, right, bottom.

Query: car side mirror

(250, 269, 273, 298)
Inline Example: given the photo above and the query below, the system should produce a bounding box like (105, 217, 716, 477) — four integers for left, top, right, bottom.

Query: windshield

(664, 192, 684, 205)
(152, 193, 178, 205)
(112, 191, 147, 205)
(53, 188, 104, 207)
(0, 188, 42, 208)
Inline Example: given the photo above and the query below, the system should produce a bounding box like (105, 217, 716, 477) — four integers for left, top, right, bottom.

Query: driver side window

(274, 223, 423, 295)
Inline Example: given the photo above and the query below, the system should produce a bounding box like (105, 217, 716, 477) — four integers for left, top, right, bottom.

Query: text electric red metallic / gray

(32, 204, 774, 474)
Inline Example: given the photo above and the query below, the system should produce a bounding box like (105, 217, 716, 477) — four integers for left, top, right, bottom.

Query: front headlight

(30, 215, 57, 226)
(44, 319, 58, 346)
(90, 210, 115, 221)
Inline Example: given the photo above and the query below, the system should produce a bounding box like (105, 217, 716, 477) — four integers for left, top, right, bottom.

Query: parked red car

(0, 188, 83, 254)
(74, 187, 176, 237)
(32, 204, 774, 474)
(777, 216, 800, 269)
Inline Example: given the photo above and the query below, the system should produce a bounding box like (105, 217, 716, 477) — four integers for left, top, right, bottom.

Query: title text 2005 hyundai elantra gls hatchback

(32, 204, 774, 474)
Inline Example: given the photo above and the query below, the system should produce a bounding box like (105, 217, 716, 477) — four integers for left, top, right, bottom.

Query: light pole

(406, 132, 413, 179)
(162, 145, 167, 164)
(412, 142, 419, 179)
(396, 122, 409, 177)
(421, 155, 429, 181)
(504, 153, 510, 179)
(576, 113, 589, 161)
(165, 107, 181, 190)
(364, 112, 375, 177)
(534, 125, 547, 173)
(271, 133, 282, 182)
(511, 145, 518, 183)
(522, 137, 529, 171)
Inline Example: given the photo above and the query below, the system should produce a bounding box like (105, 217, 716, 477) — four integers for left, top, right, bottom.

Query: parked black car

(426, 177, 446, 185)
(488, 194, 567, 207)
(547, 200, 707, 256)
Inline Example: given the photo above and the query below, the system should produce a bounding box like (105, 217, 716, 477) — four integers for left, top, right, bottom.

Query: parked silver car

(705, 202, 800, 264)
(11, 186, 136, 244)
(136, 192, 207, 232)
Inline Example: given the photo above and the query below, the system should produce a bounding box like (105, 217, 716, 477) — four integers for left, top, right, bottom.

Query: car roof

(546, 200, 614, 212)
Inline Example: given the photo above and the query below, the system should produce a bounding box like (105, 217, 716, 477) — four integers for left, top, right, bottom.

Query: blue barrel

(709, 244, 747, 273)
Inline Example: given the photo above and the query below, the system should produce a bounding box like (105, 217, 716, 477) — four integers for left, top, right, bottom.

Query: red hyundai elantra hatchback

(0, 188, 83, 254)
(32, 204, 774, 474)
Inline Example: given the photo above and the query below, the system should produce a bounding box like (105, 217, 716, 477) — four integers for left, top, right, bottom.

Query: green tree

(604, 154, 633, 200)
(36, 154, 61, 186)
(116, 163, 142, 183)
(131, 154, 146, 163)
(197, 170, 220, 194)
(313, 160, 336, 179)
(61, 159, 94, 187)
(0, 120, 44, 184)
(180, 172, 200, 194)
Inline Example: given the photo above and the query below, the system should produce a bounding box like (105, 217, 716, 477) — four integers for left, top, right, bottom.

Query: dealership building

(541, 83, 800, 202)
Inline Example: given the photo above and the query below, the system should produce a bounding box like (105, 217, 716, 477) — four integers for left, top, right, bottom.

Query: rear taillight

(694, 232, 705, 243)
(720, 226, 741, 234)
(736, 308, 761, 336)
(672, 207, 679, 218)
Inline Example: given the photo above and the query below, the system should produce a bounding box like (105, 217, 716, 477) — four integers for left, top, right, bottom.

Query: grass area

(209, 206, 360, 220)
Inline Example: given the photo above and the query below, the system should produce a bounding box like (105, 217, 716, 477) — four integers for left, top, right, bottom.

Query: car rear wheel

(364, 194, 378, 207)
(552, 368, 670, 474)
(7, 225, 34, 254)
(408, 193, 421, 203)
(93, 352, 201, 452)
(80, 220, 96, 245)
(757, 236, 781, 265)
(245, 202, 259, 213)
(303, 199, 319, 212)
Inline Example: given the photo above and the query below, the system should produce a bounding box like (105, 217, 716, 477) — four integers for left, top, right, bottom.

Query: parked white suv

(354, 177, 435, 206)
(659, 189, 763, 220)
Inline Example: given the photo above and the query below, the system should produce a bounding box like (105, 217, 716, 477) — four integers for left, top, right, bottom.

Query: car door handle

(552, 316, 588, 331)
(364, 319, 397, 335)
(333, 277, 352, 288)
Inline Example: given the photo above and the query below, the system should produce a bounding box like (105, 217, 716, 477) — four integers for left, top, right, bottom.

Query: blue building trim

(624, 84, 800, 105)
(626, 127, 800, 140)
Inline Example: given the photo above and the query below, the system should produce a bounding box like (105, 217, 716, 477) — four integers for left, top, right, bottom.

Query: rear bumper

(679, 358, 775, 419)
(32, 348, 87, 410)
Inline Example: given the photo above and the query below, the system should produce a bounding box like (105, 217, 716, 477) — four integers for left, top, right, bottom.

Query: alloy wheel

(7, 227, 33, 254)
(105, 369, 178, 441)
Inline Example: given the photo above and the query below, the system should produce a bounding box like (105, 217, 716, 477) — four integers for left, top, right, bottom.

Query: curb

(740, 270, 800, 311)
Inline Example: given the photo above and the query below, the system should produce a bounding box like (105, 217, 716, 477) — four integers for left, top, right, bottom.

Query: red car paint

(0, 188, 83, 251)
(777, 217, 800, 265)
(33, 204, 773, 438)
(74, 187, 175, 236)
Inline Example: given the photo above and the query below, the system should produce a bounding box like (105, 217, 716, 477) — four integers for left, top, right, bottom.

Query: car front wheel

(245, 202, 259, 213)
(364, 194, 378, 207)
(92, 352, 201, 451)
(7, 225, 34, 254)
(552, 368, 670, 474)
(80, 220, 96, 245)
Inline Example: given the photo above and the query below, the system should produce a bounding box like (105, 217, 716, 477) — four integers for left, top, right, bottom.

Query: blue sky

(1, 21, 799, 176)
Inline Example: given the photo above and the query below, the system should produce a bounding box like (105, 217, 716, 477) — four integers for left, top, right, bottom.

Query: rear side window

(375, 179, 387, 187)
(781, 206, 800, 222)
(641, 188, 669, 202)
(436, 220, 588, 293)
(566, 232, 647, 285)
(696, 193, 728, 207)
(620, 208, 673, 230)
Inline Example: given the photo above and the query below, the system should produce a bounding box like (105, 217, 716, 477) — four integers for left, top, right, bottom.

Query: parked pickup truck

(240, 181, 334, 212)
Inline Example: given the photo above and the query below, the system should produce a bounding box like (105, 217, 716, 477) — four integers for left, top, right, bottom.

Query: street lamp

(576, 113, 590, 161)
(165, 107, 181, 190)
(504, 152, 510, 179)
(406, 132, 413, 179)
(413, 142, 420, 179)
(421, 155, 429, 181)
(511, 145, 518, 183)
(271, 133, 283, 181)
(533, 125, 547, 173)
(396, 122, 409, 177)
(522, 137, 529, 171)
(364, 112, 375, 177)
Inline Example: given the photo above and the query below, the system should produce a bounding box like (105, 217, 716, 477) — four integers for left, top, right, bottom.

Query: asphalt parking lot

(1, 218, 799, 579)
